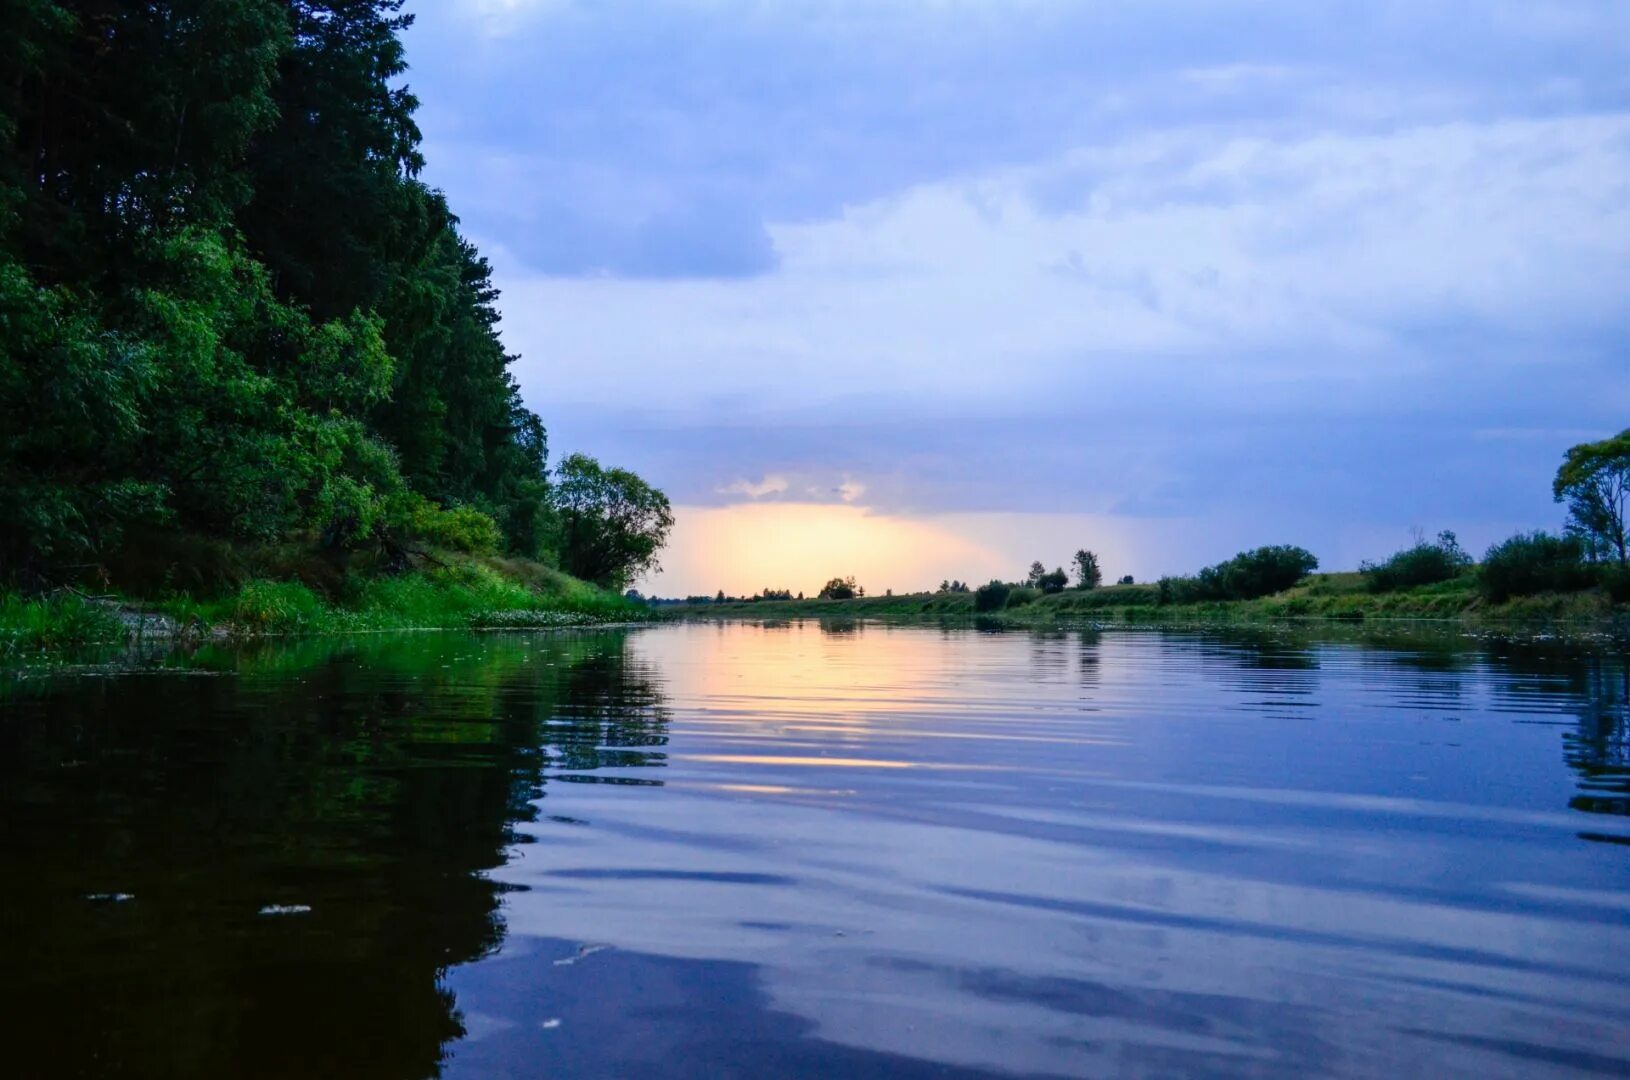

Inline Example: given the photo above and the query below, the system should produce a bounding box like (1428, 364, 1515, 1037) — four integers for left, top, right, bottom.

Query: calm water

(2, 622, 1628, 1078)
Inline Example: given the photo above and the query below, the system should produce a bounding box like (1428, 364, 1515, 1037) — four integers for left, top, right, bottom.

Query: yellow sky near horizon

(640, 502, 1212, 599)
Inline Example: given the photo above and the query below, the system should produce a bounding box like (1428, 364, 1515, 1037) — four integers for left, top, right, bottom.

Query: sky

(401, 0, 1630, 597)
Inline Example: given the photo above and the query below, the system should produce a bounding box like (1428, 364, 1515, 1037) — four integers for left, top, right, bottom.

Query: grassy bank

(0, 554, 645, 666)
(675, 571, 1628, 626)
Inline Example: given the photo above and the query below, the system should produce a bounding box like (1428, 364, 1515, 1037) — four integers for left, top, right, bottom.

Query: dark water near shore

(1, 622, 1627, 1078)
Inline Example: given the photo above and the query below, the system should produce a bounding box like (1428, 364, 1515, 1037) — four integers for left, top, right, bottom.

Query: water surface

(2, 622, 1627, 1077)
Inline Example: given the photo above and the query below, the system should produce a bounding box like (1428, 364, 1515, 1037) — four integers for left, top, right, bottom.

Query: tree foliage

(1072, 549, 1102, 590)
(818, 576, 858, 600)
(1554, 429, 1630, 566)
(1361, 531, 1471, 593)
(1478, 531, 1593, 602)
(0, 1, 666, 586)
(1160, 545, 1318, 603)
(548, 454, 674, 591)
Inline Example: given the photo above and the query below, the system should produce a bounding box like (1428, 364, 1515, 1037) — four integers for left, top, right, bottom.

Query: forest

(0, 1, 668, 596)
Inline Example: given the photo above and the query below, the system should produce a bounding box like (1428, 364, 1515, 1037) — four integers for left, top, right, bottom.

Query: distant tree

(885, 588, 893, 597)
(939, 579, 951, 593)
(1072, 549, 1102, 590)
(1118, 575, 1135, 586)
(1027, 561, 1047, 588)
(1554, 429, 1630, 566)
(624, 589, 644, 602)
(1038, 567, 1068, 593)
(819, 576, 857, 600)
(549, 453, 674, 590)
(797, 591, 804, 600)
(715, 589, 725, 603)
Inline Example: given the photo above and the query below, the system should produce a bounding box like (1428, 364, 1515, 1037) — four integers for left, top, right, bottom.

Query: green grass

(0, 592, 128, 659)
(2, 554, 646, 666)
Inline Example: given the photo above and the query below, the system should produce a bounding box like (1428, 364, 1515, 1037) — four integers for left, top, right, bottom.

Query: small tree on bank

(1072, 549, 1102, 590)
(819, 576, 858, 600)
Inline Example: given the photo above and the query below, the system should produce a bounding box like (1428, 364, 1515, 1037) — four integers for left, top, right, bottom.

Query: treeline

(0, 1, 668, 591)
(966, 428, 1630, 613)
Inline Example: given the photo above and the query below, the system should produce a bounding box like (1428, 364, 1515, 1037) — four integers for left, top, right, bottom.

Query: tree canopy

(0, 1, 665, 588)
(1554, 429, 1630, 566)
(549, 454, 674, 591)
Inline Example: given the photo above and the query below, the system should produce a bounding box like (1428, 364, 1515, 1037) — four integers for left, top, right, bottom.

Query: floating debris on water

(540, 1019, 562, 1030)
(86, 893, 134, 903)
(553, 943, 610, 966)
(258, 904, 312, 916)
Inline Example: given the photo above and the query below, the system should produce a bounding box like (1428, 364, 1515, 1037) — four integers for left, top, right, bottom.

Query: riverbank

(0, 554, 644, 666)
(671, 572, 1629, 626)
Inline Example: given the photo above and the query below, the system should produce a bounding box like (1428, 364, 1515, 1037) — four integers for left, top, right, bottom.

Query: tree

(1026, 561, 1047, 588)
(548, 453, 674, 590)
(818, 576, 857, 600)
(1554, 429, 1630, 566)
(1037, 567, 1068, 593)
(1072, 549, 1102, 590)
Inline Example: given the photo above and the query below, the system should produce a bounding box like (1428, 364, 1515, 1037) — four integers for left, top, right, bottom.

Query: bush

(1037, 568, 1068, 594)
(818, 576, 858, 600)
(1005, 586, 1041, 608)
(973, 580, 1011, 612)
(1202, 545, 1319, 599)
(1362, 531, 1471, 592)
(389, 492, 503, 555)
(1159, 545, 1318, 604)
(1479, 532, 1593, 602)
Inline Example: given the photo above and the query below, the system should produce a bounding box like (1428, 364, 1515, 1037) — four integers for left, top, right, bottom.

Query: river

(1, 621, 1626, 1077)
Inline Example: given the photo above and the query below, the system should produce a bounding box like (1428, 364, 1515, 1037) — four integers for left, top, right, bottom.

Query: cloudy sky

(402, 0, 1630, 596)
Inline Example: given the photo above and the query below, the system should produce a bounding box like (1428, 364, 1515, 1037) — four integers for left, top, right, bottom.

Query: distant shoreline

(663, 572, 1629, 627)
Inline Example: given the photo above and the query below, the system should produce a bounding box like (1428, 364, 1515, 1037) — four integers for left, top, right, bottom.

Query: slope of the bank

(1, 553, 646, 665)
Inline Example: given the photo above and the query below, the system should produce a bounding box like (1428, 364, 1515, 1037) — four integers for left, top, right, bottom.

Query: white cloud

(716, 474, 790, 499)
(493, 112, 1630, 421)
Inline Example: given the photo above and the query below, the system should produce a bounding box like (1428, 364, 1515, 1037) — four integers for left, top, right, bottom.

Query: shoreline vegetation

(672, 570, 1629, 628)
(673, 430, 1630, 633)
(0, 550, 647, 667)
(2, 5, 673, 666)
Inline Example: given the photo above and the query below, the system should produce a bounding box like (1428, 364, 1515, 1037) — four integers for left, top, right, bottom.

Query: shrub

(818, 576, 857, 600)
(389, 492, 503, 555)
(1037, 568, 1068, 594)
(1157, 545, 1318, 603)
(1005, 586, 1041, 608)
(1479, 532, 1593, 602)
(973, 580, 1011, 612)
(1362, 531, 1472, 592)
(1202, 545, 1319, 599)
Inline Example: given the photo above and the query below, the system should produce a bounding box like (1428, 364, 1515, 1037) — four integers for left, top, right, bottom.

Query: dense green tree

(548, 454, 674, 590)
(1554, 429, 1630, 566)
(0, 0, 667, 586)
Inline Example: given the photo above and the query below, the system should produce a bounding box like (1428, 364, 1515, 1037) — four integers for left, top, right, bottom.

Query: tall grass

(0, 593, 127, 656)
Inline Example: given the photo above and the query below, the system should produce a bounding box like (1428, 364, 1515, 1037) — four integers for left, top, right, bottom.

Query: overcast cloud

(401, 0, 1630, 587)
